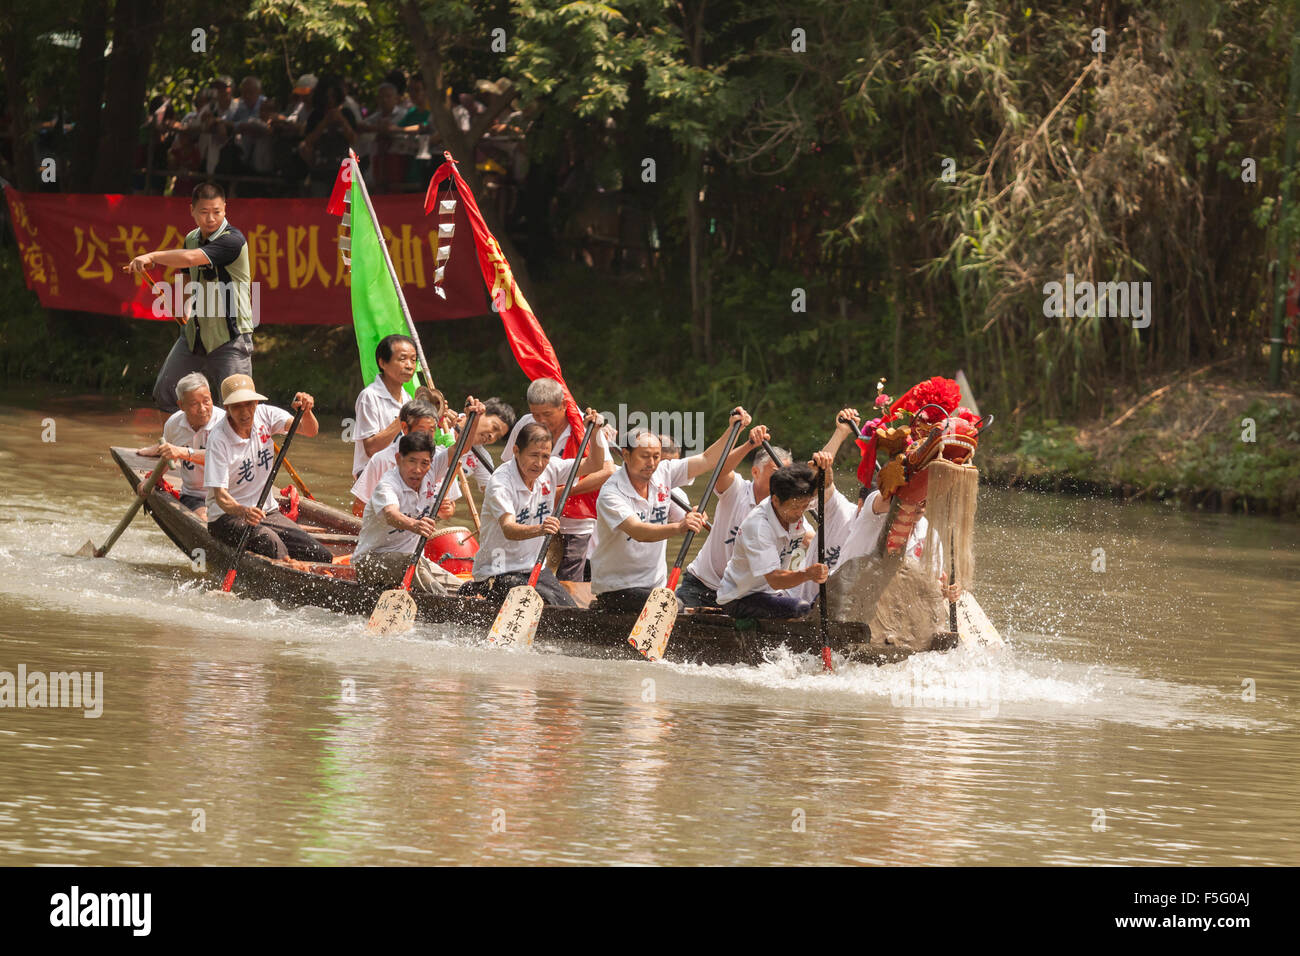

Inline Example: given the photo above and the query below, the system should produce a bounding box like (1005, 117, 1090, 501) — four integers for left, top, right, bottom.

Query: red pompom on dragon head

(853, 376, 988, 556)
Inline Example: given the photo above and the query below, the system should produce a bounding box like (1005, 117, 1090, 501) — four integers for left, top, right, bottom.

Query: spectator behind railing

(230, 76, 267, 174)
(299, 75, 358, 197)
(400, 74, 435, 187)
(367, 82, 411, 193)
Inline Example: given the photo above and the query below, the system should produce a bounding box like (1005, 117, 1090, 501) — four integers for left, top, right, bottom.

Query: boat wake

(0, 513, 1282, 736)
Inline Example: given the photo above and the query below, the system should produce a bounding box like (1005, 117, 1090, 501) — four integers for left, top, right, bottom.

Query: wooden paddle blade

(628, 587, 678, 661)
(367, 589, 418, 635)
(487, 585, 544, 649)
(74, 540, 100, 558)
(955, 592, 1004, 649)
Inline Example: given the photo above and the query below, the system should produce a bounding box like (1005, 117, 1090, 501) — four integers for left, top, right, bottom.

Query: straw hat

(220, 374, 267, 405)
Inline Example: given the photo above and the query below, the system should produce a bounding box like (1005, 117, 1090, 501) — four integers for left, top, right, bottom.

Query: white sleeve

(664, 456, 693, 490)
(597, 485, 639, 534)
(204, 434, 230, 490)
(353, 387, 390, 441)
(266, 405, 294, 434)
(483, 479, 516, 525)
(161, 412, 185, 446)
(370, 478, 400, 512)
(740, 522, 781, 577)
(351, 453, 387, 502)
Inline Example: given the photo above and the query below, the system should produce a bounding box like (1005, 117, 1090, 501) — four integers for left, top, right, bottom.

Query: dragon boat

(104, 375, 1002, 667)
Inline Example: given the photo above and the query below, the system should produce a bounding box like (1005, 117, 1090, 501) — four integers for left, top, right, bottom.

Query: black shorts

(556, 532, 591, 582)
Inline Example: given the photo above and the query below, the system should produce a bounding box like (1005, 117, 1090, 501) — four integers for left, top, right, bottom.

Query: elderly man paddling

(589, 408, 751, 614)
(461, 408, 607, 608)
(205, 374, 332, 565)
(136, 372, 226, 520)
(125, 182, 256, 414)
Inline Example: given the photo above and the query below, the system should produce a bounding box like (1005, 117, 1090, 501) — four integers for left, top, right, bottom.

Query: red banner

(425, 154, 595, 520)
(2, 185, 486, 324)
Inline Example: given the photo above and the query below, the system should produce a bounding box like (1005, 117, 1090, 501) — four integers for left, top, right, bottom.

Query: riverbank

(977, 369, 1300, 518)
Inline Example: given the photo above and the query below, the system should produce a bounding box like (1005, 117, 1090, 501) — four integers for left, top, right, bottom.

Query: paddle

(816, 467, 833, 671)
(272, 441, 316, 500)
(488, 415, 601, 649)
(629, 411, 746, 661)
(218, 403, 307, 593)
(75, 456, 171, 558)
(366, 409, 479, 635)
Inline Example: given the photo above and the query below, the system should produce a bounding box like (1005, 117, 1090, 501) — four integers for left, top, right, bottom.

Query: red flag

(325, 155, 353, 217)
(425, 154, 593, 518)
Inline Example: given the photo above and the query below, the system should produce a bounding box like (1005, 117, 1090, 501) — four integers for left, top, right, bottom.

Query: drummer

(352, 429, 471, 594)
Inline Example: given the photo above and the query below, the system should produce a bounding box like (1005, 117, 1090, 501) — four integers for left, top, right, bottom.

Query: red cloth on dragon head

(855, 376, 964, 488)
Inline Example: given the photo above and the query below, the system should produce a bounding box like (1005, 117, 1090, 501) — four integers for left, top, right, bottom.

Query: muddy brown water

(0, 394, 1295, 865)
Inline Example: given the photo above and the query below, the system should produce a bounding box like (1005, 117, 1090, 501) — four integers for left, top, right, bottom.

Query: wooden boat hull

(110, 447, 954, 666)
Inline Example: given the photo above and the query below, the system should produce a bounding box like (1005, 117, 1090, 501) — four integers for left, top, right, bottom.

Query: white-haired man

(136, 371, 226, 521)
(501, 377, 616, 588)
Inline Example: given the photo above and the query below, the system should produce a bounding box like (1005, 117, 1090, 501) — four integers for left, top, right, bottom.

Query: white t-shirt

(204, 405, 293, 519)
(717, 498, 815, 605)
(472, 456, 570, 581)
(354, 458, 459, 559)
(351, 443, 399, 504)
(162, 406, 226, 498)
(793, 486, 860, 603)
(502, 413, 609, 536)
(591, 458, 692, 595)
(684, 474, 756, 590)
(459, 446, 494, 490)
(834, 491, 936, 567)
(352, 374, 408, 476)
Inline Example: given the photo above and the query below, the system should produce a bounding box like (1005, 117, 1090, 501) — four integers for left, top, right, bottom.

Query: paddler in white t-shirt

(136, 371, 226, 520)
(501, 378, 616, 588)
(589, 407, 751, 614)
(351, 333, 419, 478)
(461, 408, 607, 607)
(205, 373, 334, 567)
(716, 463, 826, 619)
(352, 428, 472, 594)
(675, 424, 778, 609)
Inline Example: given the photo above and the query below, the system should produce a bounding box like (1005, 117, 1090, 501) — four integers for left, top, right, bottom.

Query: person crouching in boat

(204, 374, 333, 566)
(352, 427, 474, 594)
(716, 463, 828, 619)
(349, 397, 442, 516)
(677, 424, 777, 610)
(136, 371, 226, 521)
(460, 410, 607, 607)
(588, 408, 750, 614)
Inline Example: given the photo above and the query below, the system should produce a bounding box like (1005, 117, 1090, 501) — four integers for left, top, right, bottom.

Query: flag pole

(347, 151, 435, 392)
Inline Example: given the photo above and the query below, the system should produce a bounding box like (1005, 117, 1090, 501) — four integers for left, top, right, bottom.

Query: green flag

(349, 178, 418, 395)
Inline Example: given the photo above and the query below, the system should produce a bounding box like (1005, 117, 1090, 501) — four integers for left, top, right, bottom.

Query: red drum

(424, 529, 478, 577)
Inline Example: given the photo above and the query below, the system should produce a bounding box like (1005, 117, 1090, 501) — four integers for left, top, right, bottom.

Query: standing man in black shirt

(126, 182, 258, 413)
